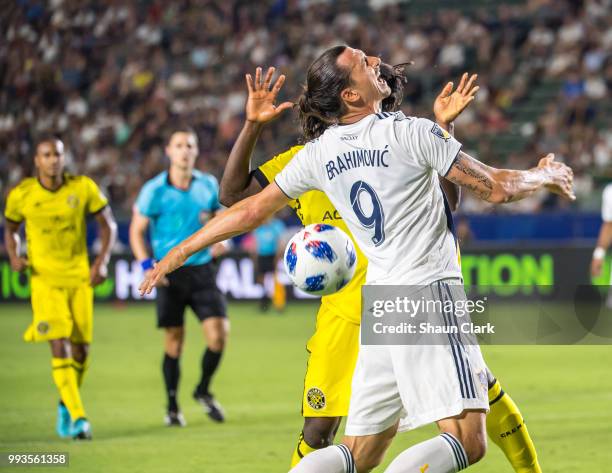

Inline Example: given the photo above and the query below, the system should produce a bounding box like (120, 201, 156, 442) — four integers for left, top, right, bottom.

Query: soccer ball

(283, 223, 357, 296)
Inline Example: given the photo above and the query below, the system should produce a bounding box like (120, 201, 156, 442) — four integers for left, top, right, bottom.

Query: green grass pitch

(0, 302, 611, 472)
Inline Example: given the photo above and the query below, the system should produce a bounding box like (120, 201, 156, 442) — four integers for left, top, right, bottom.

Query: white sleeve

(399, 117, 462, 176)
(602, 185, 612, 222)
(274, 145, 319, 199)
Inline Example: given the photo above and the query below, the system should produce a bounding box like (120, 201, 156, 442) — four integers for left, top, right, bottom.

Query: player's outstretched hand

(9, 256, 28, 272)
(538, 153, 576, 201)
(434, 72, 479, 125)
(245, 66, 293, 124)
(139, 247, 186, 296)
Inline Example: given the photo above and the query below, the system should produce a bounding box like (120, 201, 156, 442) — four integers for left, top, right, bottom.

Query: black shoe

(164, 410, 186, 427)
(193, 391, 225, 423)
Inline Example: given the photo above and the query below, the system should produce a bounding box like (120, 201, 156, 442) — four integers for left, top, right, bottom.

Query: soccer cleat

(71, 417, 92, 440)
(193, 391, 225, 423)
(56, 402, 71, 438)
(164, 410, 186, 427)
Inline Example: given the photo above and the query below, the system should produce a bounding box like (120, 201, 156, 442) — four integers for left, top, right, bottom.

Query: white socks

(384, 433, 468, 473)
(287, 434, 467, 473)
(289, 444, 356, 473)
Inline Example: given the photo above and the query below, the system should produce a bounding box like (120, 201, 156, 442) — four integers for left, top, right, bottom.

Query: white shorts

(345, 280, 489, 437)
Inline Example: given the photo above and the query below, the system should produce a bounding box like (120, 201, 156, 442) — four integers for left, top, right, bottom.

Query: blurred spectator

(1, 0, 610, 220)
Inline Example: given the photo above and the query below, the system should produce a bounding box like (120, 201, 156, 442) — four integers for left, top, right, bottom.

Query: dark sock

(196, 348, 223, 396)
(163, 353, 180, 412)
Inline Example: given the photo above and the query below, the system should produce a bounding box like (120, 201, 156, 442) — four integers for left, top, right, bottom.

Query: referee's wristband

(140, 258, 155, 271)
(593, 247, 606, 260)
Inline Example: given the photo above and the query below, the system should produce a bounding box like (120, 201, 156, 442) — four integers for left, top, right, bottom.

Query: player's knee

(164, 329, 184, 357)
(302, 418, 338, 448)
(352, 448, 384, 473)
(460, 431, 487, 465)
(71, 343, 89, 363)
(207, 333, 226, 352)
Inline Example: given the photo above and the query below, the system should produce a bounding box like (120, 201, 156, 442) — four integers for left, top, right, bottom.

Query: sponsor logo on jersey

(430, 123, 451, 141)
(306, 387, 326, 410)
(66, 194, 80, 208)
(322, 210, 342, 221)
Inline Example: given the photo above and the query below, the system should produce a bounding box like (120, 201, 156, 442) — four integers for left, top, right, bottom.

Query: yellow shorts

(24, 277, 93, 344)
(302, 304, 360, 418)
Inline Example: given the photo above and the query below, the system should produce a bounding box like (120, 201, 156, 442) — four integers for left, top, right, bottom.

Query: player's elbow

(218, 186, 238, 207)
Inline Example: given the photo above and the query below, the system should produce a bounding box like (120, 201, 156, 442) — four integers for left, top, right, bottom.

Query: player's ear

(341, 87, 360, 105)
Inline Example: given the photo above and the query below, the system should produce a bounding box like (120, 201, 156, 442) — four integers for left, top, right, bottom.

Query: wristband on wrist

(140, 258, 155, 271)
(593, 247, 606, 260)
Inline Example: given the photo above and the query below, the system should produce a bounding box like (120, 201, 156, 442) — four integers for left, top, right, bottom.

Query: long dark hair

(380, 62, 411, 113)
(298, 45, 411, 141)
(298, 45, 352, 141)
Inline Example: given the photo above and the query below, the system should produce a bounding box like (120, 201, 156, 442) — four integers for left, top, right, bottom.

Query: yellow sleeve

(4, 186, 23, 223)
(83, 176, 109, 214)
(256, 145, 304, 184)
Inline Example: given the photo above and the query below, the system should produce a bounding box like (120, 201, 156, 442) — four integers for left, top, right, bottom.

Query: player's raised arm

(434, 72, 479, 211)
(139, 183, 290, 295)
(445, 151, 575, 203)
(219, 66, 293, 206)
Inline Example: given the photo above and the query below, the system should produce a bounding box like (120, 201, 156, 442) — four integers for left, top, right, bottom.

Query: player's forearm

(129, 227, 150, 261)
(489, 167, 550, 203)
(595, 222, 612, 251)
(447, 153, 551, 204)
(4, 226, 21, 261)
(219, 121, 263, 206)
(181, 198, 267, 258)
(97, 221, 116, 265)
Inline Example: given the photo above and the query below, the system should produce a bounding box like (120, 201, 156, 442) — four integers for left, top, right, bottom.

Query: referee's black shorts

(256, 254, 276, 276)
(155, 262, 227, 328)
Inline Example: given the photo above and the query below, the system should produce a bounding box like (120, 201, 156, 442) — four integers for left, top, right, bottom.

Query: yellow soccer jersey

(4, 174, 108, 286)
(255, 146, 365, 325)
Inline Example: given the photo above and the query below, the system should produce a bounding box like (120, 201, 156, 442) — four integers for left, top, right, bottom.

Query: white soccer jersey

(602, 183, 612, 222)
(275, 111, 463, 286)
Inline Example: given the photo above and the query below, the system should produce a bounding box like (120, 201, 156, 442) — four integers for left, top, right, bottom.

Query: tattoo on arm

(447, 153, 494, 201)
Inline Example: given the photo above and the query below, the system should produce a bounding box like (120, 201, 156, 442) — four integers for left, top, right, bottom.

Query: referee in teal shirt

(130, 127, 228, 426)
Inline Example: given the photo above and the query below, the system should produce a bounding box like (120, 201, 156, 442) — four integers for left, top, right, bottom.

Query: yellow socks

(487, 380, 542, 473)
(52, 357, 86, 421)
(72, 358, 89, 387)
(290, 432, 319, 467)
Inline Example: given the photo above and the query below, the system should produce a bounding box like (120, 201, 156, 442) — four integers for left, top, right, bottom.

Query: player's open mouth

(377, 76, 386, 86)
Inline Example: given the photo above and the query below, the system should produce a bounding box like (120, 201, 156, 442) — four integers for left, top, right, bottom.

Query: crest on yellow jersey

(306, 387, 326, 410)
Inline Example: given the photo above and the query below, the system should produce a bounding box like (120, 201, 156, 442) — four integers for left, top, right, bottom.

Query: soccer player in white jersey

(140, 45, 575, 473)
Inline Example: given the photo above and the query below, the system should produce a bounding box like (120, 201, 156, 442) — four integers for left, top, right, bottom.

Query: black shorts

(156, 263, 227, 328)
(256, 255, 276, 275)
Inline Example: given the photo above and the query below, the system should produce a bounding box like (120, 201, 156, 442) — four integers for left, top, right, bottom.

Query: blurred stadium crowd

(1, 0, 610, 218)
